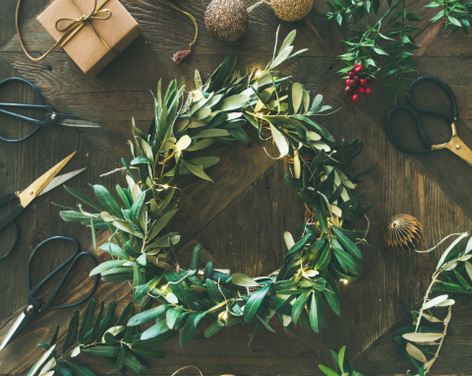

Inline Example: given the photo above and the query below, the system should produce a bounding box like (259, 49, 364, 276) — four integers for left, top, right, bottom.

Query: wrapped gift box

(37, 0, 142, 76)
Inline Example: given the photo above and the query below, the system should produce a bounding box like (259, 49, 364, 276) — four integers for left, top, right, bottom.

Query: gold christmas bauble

(205, 0, 249, 45)
(271, 0, 314, 22)
(383, 214, 424, 254)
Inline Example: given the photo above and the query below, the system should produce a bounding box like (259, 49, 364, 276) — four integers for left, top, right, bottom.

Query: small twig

(423, 305, 452, 374)
(415, 272, 440, 333)
(100, 166, 138, 177)
(247, 0, 270, 13)
(317, 190, 334, 219)
(355, 215, 370, 245)
(415, 233, 464, 253)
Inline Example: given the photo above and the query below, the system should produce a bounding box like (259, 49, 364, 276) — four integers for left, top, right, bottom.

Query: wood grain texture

(1, 0, 472, 375)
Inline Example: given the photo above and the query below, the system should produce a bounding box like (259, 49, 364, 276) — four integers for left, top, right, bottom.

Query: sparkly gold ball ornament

(270, 0, 314, 22)
(383, 214, 424, 254)
(205, 0, 249, 45)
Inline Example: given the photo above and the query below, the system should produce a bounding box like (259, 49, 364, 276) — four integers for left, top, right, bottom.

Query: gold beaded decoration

(383, 214, 424, 254)
(205, 0, 249, 45)
(271, 0, 314, 22)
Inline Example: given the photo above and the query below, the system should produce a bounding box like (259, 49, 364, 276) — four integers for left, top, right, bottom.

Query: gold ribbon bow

(16, 0, 114, 62)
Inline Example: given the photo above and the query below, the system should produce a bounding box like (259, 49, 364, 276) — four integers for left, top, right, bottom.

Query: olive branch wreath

(26, 28, 372, 376)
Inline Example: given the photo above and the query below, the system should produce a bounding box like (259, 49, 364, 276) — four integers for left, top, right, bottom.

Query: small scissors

(386, 76, 472, 165)
(0, 151, 85, 261)
(0, 236, 99, 351)
(0, 77, 100, 143)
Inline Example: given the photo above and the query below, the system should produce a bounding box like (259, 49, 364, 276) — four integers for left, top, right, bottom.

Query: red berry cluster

(344, 64, 374, 103)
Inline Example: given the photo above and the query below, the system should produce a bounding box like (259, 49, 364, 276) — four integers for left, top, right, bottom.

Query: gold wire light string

(157, 0, 198, 45)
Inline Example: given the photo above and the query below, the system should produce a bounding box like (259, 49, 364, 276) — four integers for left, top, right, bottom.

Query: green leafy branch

(320, 0, 383, 27)
(383, 0, 422, 102)
(323, 0, 424, 99)
(26, 298, 173, 376)
(394, 232, 472, 375)
(323, 0, 403, 74)
(318, 345, 364, 376)
(426, 0, 472, 35)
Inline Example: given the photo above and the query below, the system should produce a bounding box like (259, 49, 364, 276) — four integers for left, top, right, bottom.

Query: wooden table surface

(1, 0, 472, 375)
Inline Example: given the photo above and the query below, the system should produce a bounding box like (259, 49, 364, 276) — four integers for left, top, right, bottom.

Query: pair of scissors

(0, 151, 85, 261)
(0, 236, 99, 351)
(385, 76, 472, 165)
(0, 77, 100, 143)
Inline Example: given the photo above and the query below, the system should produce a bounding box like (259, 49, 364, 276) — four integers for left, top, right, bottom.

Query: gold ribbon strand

(16, 0, 113, 62)
(156, 0, 199, 64)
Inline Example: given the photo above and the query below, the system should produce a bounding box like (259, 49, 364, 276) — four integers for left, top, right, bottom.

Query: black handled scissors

(0, 152, 85, 261)
(0, 77, 100, 143)
(386, 76, 472, 165)
(0, 236, 99, 351)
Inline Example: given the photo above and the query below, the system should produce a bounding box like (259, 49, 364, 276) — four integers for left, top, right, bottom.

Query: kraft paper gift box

(37, 0, 142, 77)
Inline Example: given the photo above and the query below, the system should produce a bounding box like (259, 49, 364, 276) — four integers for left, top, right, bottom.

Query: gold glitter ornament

(205, 0, 249, 45)
(383, 214, 424, 254)
(270, 0, 314, 22)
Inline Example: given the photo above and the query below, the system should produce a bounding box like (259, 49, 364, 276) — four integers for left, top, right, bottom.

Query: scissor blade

(451, 140, 472, 167)
(0, 311, 27, 351)
(432, 133, 472, 167)
(56, 114, 101, 128)
(39, 167, 87, 196)
(18, 152, 76, 208)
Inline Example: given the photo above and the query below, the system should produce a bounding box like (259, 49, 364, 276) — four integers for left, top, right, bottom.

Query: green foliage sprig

(320, 0, 472, 100)
(57, 28, 369, 357)
(394, 232, 472, 376)
(426, 0, 472, 35)
(26, 298, 174, 376)
(318, 345, 364, 376)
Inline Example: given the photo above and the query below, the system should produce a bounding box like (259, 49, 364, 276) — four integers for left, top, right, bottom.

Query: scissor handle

(0, 220, 19, 262)
(27, 236, 99, 311)
(385, 104, 433, 155)
(0, 77, 47, 143)
(408, 76, 458, 124)
(0, 192, 23, 261)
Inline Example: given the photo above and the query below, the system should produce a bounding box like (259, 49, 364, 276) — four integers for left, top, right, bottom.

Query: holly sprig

(320, 0, 472, 101)
(321, 0, 422, 100)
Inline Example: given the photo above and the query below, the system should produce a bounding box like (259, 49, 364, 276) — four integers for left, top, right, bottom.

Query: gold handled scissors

(385, 76, 472, 166)
(0, 152, 86, 260)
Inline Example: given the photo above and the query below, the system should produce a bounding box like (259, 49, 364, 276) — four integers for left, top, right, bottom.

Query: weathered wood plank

(1, 0, 472, 375)
(193, 160, 305, 278)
